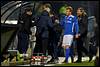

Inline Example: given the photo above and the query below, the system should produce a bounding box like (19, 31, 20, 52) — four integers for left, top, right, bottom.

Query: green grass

(55, 61, 95, 66)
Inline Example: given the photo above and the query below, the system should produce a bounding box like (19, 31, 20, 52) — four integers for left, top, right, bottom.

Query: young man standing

(75, 7, 92, 62)
(60, 6, 79, 63)
(17, 7, 33, 54)
(35, 3, 54, 56)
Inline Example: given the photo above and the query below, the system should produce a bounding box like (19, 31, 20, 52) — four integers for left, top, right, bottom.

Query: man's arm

(59, 16, 65, 29)
(47, 17, 54, 29)
(82, 15, 88, 35)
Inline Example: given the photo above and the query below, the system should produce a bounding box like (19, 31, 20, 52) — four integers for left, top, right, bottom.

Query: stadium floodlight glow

(16, 4, 21, 8)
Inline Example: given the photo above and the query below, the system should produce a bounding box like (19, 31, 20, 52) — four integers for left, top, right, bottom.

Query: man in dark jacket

(17, 7, 33, 54)
(75, 7, 92, 62)
(48, 12, 62, 63)
(35, 4, 54, 56)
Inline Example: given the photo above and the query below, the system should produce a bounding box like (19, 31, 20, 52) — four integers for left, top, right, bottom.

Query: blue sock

(65, 48, 70, 63)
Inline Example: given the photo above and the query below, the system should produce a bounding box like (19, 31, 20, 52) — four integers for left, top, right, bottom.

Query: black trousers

(17, 31, 29, 54)
(48, 32, 61, 60)
(49, 38, 58, 60)
(34, 35, 42, 53)
(42, 38, 48, 56)
(76, 36, 89, 61)
(35, 36, 48, 56)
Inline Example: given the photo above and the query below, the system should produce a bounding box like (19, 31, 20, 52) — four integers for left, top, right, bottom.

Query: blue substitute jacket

(60, 15, 79, 35)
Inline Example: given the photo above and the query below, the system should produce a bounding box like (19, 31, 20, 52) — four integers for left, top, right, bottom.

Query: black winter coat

(18, 12, 33, 34)
(36, 10, 54, 38)
(78, 15, 88, 37)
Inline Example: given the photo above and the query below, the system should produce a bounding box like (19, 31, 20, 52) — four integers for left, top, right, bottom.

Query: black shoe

(53, 59, 59, 64)
(48, 59, 58, 64)
(89, 55, 93, 62)
(49, 59, 58, 64)
(47, 59, 54, 64)
(75, 60, 82, 63)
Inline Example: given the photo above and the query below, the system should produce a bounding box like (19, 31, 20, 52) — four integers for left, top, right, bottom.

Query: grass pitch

(55, 61, 95, 66)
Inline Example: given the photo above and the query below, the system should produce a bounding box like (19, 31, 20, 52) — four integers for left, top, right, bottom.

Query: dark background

(1, 1, 99, 25)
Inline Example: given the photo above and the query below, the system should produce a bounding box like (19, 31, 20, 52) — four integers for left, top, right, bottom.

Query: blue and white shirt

(60, 15, 79, 35)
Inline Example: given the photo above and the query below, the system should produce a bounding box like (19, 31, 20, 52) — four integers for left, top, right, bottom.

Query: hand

(55, 19, 59, 24)
(75, 34, 79, 39)
(78, 34, 80, 36)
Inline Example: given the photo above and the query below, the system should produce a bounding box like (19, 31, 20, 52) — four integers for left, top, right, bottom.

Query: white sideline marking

(16, 56, 96, 66)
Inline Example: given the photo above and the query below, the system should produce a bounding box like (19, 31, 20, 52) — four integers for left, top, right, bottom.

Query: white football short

(62, 35, 73, 46)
